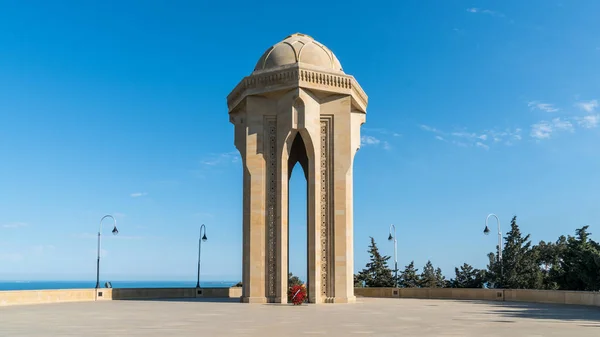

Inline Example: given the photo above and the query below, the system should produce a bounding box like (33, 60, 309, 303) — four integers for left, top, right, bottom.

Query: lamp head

(483, 226, 490, 235)
(202, 234, 207, 242)
(388, 233, 393, 241)
(112, 226, 119, 235)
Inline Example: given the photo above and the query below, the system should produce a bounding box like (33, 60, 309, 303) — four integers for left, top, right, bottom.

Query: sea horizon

(0, 280, 239, 291)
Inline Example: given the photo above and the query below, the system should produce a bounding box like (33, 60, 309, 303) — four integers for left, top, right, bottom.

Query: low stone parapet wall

(4, 287, 596, 307)
(0, 289, 97, 306)
(355, 287, 600, 307)
(0, 287, 242, 307)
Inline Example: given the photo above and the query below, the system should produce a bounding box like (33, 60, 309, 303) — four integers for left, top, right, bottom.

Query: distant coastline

(0, 280, 238, 291)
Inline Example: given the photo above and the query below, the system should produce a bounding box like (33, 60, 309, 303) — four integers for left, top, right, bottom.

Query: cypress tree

(434, 267, 447, 288)
(356, 237, 395, 287)
(399, 261, 420, 288)
(500, 216, 540, 289)
(559, 226, 600, 291)
(419, 260, 437, 288)
(450, 263, 485, 288)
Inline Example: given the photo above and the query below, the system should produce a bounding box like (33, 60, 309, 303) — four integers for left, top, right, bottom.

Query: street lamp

(388, 224, 398, 287)
(196, 224, 207, 288)
(484, 213, 503, 286)
(96, 215, 119, 289)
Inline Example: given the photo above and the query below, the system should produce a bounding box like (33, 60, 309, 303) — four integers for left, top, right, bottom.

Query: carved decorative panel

(266, 119, 277, 298)
(320, 119, 331, 298)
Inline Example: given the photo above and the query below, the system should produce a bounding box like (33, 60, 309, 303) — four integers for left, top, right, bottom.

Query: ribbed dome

(253, 33, 343, 72)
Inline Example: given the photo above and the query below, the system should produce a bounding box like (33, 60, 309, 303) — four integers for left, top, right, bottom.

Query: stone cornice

(227, 64, 368, 113)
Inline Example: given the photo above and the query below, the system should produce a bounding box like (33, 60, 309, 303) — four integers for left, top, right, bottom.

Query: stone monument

(227, 33, 368, 304)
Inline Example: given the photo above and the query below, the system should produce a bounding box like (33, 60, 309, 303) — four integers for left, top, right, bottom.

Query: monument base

(240, 297, 267, 304)
(272, 297, 288, 304)
(331, 296, 357, 304)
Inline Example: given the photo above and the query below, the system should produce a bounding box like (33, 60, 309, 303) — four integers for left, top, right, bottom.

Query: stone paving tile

(1, 298, 600, 336)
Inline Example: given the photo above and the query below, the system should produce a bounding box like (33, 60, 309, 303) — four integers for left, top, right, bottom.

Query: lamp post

(483, 213, 502, 287)
(196, 224, 207, 288)
(96, 215, 119, 289)
(388, 224, 398, 287)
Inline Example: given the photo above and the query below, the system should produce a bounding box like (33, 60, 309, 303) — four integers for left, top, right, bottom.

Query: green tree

(485, 248, 502, 288)
(354, 274, 365, 287)
(532, 237, 567, 289)
(356, 237, 395, 287)
(547, 235, 568, 288)
(450, 263, 485, 288)
(434, 267, 448, 288)
(399, 261, 420, 288)
(557, 226, 600, 291)
(500, 216, 541, 289)
(288, 272, 304, 287)
(420, 260, 437, 288)
(485, 216, 540, 289)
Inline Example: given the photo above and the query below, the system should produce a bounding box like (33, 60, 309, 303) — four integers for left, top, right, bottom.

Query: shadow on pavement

(462, 300, 600, 322)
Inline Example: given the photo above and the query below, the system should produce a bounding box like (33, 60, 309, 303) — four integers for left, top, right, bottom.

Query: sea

(0, 280, 238, 291)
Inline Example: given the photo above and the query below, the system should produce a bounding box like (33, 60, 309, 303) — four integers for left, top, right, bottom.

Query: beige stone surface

(228, 33, 367, 304)
(0, 289, 97, 306)
(0, 288, 241, 307)
(2, 298, 600, 336)
(354, 287, 600, 307)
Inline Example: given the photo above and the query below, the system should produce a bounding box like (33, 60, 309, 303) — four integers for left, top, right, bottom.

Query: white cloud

(575, 114, 600, 129)
(530, 118, 573, 140)
(360, 129, 397, 150)
(420, 125, 443, 133)
(201, 151, 240, 166)
(421, 124, 521, 149)
(2, 222, 27, 229)
(360, 135, 393, 150)
(360, 135, 380, 146)
(362, 127, 400, 137)
(466, 8, 505, 17)
(575, 100, 598, 113)
(530, 122, 552, 139)
(552, 118, 574, 131)
(475, 142, 490, 150)
(528, 101, 559, 113)
(451, 131, 478, 139)
(130, 192, 148, 198)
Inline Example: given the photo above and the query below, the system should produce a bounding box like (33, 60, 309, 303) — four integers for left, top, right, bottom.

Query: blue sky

(1, 0, 599, 282)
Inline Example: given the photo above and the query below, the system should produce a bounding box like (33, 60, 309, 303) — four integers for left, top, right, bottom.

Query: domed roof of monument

(254, 33, 344, 72)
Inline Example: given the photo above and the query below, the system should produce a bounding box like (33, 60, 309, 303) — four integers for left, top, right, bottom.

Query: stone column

(233, 100, 269, 304)
(325, 96, 365, 303)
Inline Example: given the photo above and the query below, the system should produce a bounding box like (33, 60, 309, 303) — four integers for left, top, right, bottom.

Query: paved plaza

(1, 298, 600, 336)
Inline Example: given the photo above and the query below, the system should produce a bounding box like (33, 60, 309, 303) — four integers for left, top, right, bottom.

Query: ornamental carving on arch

(266, 119, 277, 298)
(320, 119, 331, 298)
